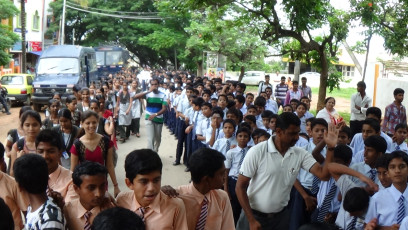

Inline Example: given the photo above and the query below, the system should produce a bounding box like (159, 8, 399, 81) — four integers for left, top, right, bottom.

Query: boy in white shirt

(196, 103, 212, 148)
(392, 123, 408, 153)
(211, 119, 237, 156)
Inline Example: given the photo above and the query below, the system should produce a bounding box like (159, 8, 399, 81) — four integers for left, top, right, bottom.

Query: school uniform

(350, 162, 381, 188)
(392, 142, 408, 153)
(294, 112, 307, 134)
(190, 110, 204, 153)
(305, 111, 315, 119)
(265, 99, 278, 114)
(212, 136, 237, 156)
(295, 136, 309, 147)
(225, 146, 249, 223)
(196, 116, 211, 147)
(205, 126, 223, 145)
(117, 191, 188, 230)
(175, 96, 191, 164)
(365, 184, 408, 226)
(48, 165, 78, 203)
(256, 114, 264, 130)
(350, 132, 393, 154)
(314, 178, 341, 222)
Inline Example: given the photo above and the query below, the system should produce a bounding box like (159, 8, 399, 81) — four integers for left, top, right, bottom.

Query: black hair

(237, 83, 246, 92)
(192, 97, 205, 107)
(35, 129, 63, 150)
(226, 92, 235, 99)
(246, 105, 257, 112)
(0, 197, 14, 230)
(306, 117, 316, 124)
(301, 77, 307, 81)
(223, 119, 236, 130)
(395, 123, 408, 132)
(226, 108, 240, 119)
(73, 84, 81, 93)
(81, 87, 90, 94)
(92, 207, 145, 230)
(343, 187, 369, 213)
(362, 118, 381, 133)
(244, 115, 256, 124)
(276, 112, 301, 130)
(296, 102, 307, 110)
(290, 99, 300, 105)
(357, 81, 366, 89)
(227, 100, 236, 109)
(20, 110, 41, 128)
(366, 107, 382, 120)
(375, 154, 390, 169)
(283, 105, 293, 112)
(0, 142, 4, 160)
(90, 99, 99, 106)
(210, 98, 218, 102)
(364, 135, 387, 154)
(202, 90, 211, 97)
(387, 151, 408, 169)
(201, 102, 212, 110)
(339, 125, 351, 138)
(261, 110, 274, 119)
(292, 80, 299, 85)
(235, 95, 245, 104)
(19, 106, 33, 118)
(324, 97, 336, 105)
(281, 76, 286, 80)
(251, 129, 268, 139)
(218, 94, 228, 102)
(189, 148, 226, 184)
(300, 96, 310, 101)
(211, 107, 224, 119)
(72, 161, 108, 187)
(236, 127, 252, 137)
(334, 144, 352, 164)
(311, 118, 328, 130)
(58, 108, 73, 120)
(246, 93, 254, 98)
(254, 96, 266, 107)
(80, 110, 99, 123)
(299, 222, 340, 230)
(14, 154, 48, 194)
(394, 88, 405, 96)
(260, 132, 271, 139)
(66, 95, 77, 104)
(125, 149, 163, 182)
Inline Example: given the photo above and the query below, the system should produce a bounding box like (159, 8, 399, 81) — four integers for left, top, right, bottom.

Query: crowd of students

(1, 68, 408, 230)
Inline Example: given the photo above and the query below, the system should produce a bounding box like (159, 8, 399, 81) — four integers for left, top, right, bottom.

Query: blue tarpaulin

(29, 51, 42, 56)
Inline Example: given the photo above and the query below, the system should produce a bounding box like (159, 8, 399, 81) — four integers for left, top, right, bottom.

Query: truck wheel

(33, 103, 41, 112)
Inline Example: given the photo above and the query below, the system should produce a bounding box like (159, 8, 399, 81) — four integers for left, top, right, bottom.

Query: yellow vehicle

(0, 74, 34, 105)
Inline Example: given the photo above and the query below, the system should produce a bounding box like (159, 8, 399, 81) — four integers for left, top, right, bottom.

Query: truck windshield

(105, 51, 123, 65)
(96, 51, 105, 65)
(37, 58, 79, 74)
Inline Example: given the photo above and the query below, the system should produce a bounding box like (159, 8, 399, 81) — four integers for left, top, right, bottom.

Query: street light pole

(61, 0, 66, 45)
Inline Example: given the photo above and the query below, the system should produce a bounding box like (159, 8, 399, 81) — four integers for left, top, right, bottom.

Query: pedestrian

(77, 87, 91, 112)
(42, 99, 60, 130)
(382, 88, 406, 137)
(275, 76, 289, 109)
(129, 80, 142, 137)
(211, 119, 237, 156)
(235, 112, 339, 230)
(65, 95, 81, 127)
(285, 80, 303, 105)
(115, 81, 133, 143)
(133, 78, 167, 152)
(258, 75, 273, 96)
(299, 77, 312, 101)
(0, 81, 11, 115)
(70, 110, 121, 197)
(350, 81, 372, 138)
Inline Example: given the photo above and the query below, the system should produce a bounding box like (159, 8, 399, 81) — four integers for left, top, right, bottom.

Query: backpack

(7, 129, 19, 144)
(73, 135, 118, 167)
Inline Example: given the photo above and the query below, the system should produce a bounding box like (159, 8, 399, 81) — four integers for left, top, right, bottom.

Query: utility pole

(61, 0, 67, 45)
(21, 0, 26, 74)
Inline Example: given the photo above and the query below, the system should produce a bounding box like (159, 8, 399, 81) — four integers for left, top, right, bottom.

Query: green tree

(183, 0, 350, 110)
(0, 0, 19, 66)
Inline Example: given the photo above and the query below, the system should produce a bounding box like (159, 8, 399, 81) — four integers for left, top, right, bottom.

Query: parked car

(300, 72, 320, 78)
(241, 71, 265, 85)
(0, 74, 34, 105)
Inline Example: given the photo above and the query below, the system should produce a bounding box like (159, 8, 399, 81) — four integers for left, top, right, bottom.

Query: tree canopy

(0, 0, 19, 67)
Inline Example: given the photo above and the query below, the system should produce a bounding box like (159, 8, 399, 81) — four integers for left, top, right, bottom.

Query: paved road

(0, 106, 191, 195)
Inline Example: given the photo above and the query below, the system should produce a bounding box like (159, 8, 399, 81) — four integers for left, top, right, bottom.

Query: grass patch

(311, 87, 355, 100)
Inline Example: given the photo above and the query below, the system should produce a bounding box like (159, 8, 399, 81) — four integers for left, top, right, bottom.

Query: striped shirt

(144, 91, 168, 124)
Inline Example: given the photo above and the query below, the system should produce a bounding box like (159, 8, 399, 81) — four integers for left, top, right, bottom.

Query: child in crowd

(268, 113, 278, 135)
(91, 207, 145, 230)
(210, 98, 218, 109)
(352, 118, 382, 161)
(195, 102, 212, 148)
(296, 102, 308, 134)
(207, 108, 225, 147)
(36, 129, 78, 203)
(64, 161, 114, 229)
(365, 151, 408, 228)
(254, 96, 266, 129)
(224, 127, 251, 224)
(305, 117, 315, 139)
(78, 87, 91, 112)
(235, 95, 246, 115)
(117, 149, 188, 229)
(243, 93, 254, 113)
(246, 105, 257, 117)
(261, 110, 273, 132)
(290, 99, 300, 112)
(212, 119, 237, 156)
(375, 154, 392, 189)
(257, 132, 271, 143)
(283, 104, 293, 113)
(301, 96, 315, 119)
(14, 154, 66, 229)
(66, 95, 81, 127)
(392, 123, 408, 152)
(42, 99, 61, 129)
(185, 97, 204, 167)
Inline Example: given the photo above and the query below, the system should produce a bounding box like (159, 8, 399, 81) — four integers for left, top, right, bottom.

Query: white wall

(374, 78, 408, 114)
(13, 0, 44, 43)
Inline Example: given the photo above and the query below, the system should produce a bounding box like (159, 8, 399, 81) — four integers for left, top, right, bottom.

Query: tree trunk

(317, 50, 328, 111)
(238, 66, 245, 82)
(362, 33, 372, 82)
(197, 61, 203, 77)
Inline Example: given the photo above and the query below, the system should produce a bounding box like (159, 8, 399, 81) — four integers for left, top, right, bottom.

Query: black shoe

(172, 161, 180, 166)
(6, 112, 11, 115)
(184, 167, 190, 172)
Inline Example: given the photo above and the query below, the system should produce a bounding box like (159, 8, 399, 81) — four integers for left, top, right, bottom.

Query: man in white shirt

(350, 81, 372, 138)
(235, 112, 339, 230)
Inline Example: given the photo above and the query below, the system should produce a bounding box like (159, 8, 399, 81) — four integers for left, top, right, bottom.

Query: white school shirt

(401, 216, 408, 230)
(392, 142, 408, 153)
(294, 112, 307, 134)
(196, 116, 211, 144)
(205, 126, 223, 144)
(350, 132, 393, 154)
(365, 184, 408, 226)
(225, 146, 249, 177)
(256, 114, 265, 129)
(240, 106, 247, 116)
(295, 136, 309, 148)
(335, 175, 365, 230)
(305, 111, 315, 119)
(350, 162, 381, 187)
(212, 136, 237, 156)
(297, 141, 326, 188)
(239, 136, 317, 213)
(265, 99, 278, 114)
(177, 96, 191, 120)
(316, 178, 341, 213)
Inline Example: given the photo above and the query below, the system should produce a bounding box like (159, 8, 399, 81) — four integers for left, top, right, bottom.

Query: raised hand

(324, 123, 339, 148)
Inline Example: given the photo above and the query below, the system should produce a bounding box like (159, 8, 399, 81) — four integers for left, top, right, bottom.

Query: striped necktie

(310, 176, 320, 195)
(83, 211, 92, 230)
(398, 195, 405, 224)
(206, 118, 210, 129)
(196, 196, 209, 230)
(369, 169, 377, 182)
(192, 112, 199, 139)
(238, 148, 246, 168)
(346, 216, 357, 230)
(317, 182, 337, 222)
(396, 145, 401, 151)
(225, 140, 231, 154)
(137, 207, 148, 223)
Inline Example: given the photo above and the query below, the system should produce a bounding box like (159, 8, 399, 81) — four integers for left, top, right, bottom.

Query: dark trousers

(176, 119, 187, 163)
(131, 118, 140, 134)
(0, 95, 9, 113)
(119, 125, 130, 139)
(350, 120, 364, 139)
(236, 206, 290, 230)
(228, 177, 242, 225)
(174, 117, 180, 138)
(287, 186, 315, 230)
(170, 109, 176, 134)
(185, 132, 193, 166)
